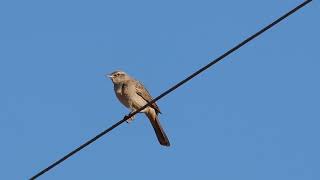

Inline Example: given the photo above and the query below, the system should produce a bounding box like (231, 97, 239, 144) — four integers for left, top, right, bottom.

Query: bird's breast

(114, 83, 131, 108)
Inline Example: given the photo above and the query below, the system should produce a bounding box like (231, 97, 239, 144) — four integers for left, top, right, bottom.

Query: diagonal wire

(30, 0, 312, 179)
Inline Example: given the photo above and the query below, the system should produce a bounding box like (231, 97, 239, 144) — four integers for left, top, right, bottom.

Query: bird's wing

(135, 80, 161, 114)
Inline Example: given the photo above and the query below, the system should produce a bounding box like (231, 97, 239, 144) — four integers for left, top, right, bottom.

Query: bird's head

(106, 70, 129, 84)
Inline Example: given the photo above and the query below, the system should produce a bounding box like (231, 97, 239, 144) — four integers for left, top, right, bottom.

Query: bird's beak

(106, 74, 113, 79)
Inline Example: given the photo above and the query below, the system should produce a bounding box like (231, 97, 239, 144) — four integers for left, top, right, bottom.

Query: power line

(30, 0, 312, 179)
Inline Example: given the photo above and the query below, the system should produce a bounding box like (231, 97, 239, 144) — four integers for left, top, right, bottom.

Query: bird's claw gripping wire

(124, 113, 135, 123)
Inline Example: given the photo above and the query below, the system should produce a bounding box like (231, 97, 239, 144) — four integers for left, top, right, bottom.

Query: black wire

(29, 0, 312, 179)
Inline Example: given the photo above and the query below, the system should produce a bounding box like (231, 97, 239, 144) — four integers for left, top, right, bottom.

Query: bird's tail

(146, 110, 170, 147)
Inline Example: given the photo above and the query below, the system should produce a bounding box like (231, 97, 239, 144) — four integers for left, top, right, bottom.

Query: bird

(107, 70, 170, 147)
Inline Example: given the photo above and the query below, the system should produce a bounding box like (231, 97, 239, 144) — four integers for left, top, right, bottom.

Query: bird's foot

(125, 114, 135, 123)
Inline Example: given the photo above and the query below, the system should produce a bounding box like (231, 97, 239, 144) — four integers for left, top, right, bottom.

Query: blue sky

(0, 0, 319, 179)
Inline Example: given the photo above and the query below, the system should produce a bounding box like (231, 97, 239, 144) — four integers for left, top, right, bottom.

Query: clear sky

(0, 0, 319, 179)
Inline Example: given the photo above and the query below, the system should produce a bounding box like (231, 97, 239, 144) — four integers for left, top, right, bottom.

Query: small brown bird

(107, 70, 170, 147)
